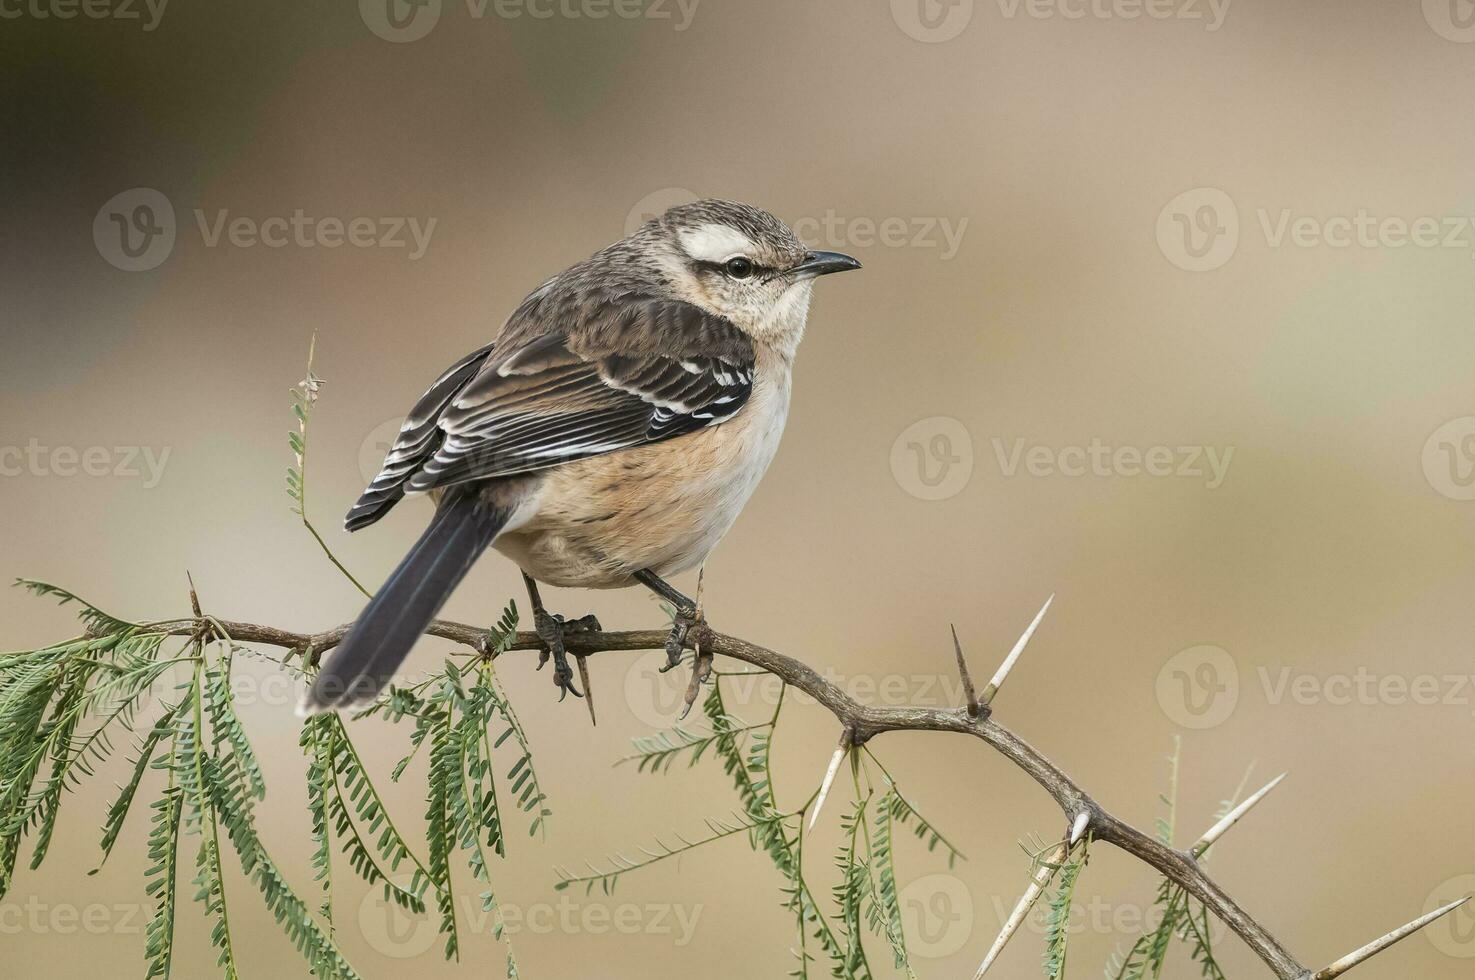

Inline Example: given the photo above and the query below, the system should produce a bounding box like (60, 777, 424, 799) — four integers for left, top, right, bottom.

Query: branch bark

(145, 612, 1453, 980)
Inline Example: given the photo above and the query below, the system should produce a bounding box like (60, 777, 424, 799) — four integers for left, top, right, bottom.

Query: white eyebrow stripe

(678, 223, 756, 263)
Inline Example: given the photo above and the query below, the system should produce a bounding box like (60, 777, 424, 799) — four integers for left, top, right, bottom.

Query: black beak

(792, 250, 862, 278)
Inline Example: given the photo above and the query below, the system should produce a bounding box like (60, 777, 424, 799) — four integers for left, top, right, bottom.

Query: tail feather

(299, 491, 509, 715)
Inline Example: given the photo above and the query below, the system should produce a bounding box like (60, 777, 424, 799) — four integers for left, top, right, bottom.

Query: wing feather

(344, 294, 755, 529)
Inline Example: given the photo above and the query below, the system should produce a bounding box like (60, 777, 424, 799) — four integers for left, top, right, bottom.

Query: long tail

(299, 490, 509, 715)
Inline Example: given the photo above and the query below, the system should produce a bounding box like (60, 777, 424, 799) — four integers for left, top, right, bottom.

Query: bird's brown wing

(345, 295, 755, 531)
(345, 341, 496, 530)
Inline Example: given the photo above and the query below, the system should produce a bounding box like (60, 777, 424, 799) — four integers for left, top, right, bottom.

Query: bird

(299, 199, 860, 716)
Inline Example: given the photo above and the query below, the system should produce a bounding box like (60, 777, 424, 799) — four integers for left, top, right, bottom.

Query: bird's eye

(724, 257, 754, 280)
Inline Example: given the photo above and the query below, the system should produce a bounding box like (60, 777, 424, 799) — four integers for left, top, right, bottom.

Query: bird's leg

(633, 569, 704, 672)
(521, 573, 600, 709)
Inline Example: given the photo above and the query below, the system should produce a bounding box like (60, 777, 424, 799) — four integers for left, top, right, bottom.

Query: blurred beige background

(3, 1, 1474, 977)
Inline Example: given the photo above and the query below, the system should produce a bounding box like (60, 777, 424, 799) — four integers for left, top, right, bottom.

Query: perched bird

(300, 200, 859, 715)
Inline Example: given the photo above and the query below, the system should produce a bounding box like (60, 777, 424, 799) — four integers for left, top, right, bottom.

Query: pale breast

(492, 361, 792, 588)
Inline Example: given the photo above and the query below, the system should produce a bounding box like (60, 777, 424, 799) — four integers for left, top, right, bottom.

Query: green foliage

(142, 781, 183, 979)
(832, 795, 875, 980)
(865, 749, 966, 870)
(367, 655, 532, 972)
(868, 791, 910, 974)
(2, 570, 549, 979)
(1042, 839, 1088, 979)
(573, 675, 973, 980)
(286, 332, 369, 597)
(1105, 745, 1244, 980)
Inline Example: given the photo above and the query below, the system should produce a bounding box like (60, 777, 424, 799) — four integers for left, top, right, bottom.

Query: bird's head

(635, 199, 860, 356)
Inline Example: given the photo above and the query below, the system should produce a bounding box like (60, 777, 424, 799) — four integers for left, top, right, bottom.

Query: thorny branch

(137, 609, 1464, 980)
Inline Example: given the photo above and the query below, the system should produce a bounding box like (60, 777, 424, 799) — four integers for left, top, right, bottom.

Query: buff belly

(490, 370, 790, 589)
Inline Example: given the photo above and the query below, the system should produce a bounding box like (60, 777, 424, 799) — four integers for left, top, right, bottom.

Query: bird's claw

(552, 655, 582, 701)
(678, 646, 714, 720)
(533, 610, 593, 702)
(658, 606, 703, 672)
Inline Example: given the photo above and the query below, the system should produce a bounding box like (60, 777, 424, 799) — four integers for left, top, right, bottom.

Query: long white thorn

(1190, 773, 1287, 857)
(807, 737, 850, 832)
(1313, 896, 1470, 979)
(974, 841, 1068, 978)
(982, 593, 1054, 704)
(1069, 811, 1090, 845)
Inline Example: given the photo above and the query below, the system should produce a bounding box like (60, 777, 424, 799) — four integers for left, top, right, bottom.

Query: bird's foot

(679, 642, 714, 721)
(658, 604, 705, 673)
(533, 608, 601, 702)
(653, 603, 712, 720)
